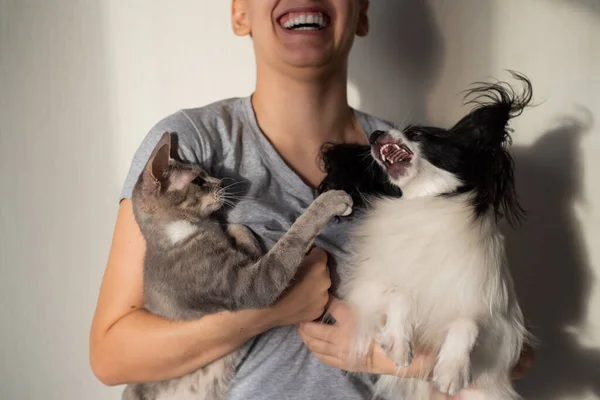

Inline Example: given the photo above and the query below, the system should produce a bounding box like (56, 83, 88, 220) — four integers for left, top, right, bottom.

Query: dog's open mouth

(370, 131, 414, 179)
(379, 143, 413, 166)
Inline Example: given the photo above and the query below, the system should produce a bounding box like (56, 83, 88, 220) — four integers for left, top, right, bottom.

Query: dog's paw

(378, 332, 413, 368)
(433, 357, 471, 396)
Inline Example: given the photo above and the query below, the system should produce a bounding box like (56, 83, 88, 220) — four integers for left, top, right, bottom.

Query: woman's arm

(89, 200, 331, 386)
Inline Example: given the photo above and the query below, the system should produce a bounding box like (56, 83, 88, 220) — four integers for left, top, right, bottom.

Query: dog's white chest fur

(345, 195, 506, 328)
(342, 194, 525, 399)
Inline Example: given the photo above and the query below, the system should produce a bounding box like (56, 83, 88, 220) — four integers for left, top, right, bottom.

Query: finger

(511, 345, 534, 380)
(325, 294, 352, 320)
(309, 246, 328, 263)
(298, 328, 336, 357)
(520, 344, 535, 367)
(312, 353, 347, 371)
(298, 321, 337, 344)
(511, 366, 525, 380)
(389, 347, 436, 380)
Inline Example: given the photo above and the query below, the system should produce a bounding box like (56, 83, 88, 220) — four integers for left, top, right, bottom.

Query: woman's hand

(298, 294, 436, 377)
(298, 295, 534, 398)
(267, 247, 332, 327)
(511, 343, 535, 380)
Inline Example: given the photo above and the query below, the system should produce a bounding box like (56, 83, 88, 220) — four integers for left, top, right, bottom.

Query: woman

(90, 1, 532, 398)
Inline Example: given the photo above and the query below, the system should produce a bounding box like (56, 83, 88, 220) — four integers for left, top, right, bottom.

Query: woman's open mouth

(278, 10, 331, 31)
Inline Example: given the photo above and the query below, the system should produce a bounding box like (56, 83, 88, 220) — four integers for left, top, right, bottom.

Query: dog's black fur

(318, 71, 533, 227)
(318, 142, 402, 208)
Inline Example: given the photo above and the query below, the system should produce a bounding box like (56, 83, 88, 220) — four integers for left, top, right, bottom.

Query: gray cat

(122, 132, 353, 400)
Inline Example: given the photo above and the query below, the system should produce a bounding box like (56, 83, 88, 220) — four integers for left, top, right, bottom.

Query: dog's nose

(370, 130, 385, 144)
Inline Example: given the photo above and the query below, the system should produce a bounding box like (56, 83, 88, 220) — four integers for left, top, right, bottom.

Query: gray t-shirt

(120, 96, 394, 400)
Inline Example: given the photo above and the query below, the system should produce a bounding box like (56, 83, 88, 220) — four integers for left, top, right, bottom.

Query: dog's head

(370, 71, 533, 226)
(319, 71, 532, 226)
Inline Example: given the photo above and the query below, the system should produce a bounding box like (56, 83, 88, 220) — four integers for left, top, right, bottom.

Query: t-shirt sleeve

(119, 110, 207, 201)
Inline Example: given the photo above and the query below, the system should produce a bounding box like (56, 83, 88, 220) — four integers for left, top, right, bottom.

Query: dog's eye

(192, 176, 205, 186)
(404, 129, 421, 140)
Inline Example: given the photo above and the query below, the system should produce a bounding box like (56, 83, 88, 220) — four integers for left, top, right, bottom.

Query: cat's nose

(370, 130, 386, 144)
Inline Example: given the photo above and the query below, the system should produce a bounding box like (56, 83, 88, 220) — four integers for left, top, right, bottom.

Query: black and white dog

(319, 72, 533, 400)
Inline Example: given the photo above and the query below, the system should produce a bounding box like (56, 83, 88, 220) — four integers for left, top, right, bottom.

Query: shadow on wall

(506, 112, 600, 399)
(348, 0, 444, 126)
(555, 0, 600, 15)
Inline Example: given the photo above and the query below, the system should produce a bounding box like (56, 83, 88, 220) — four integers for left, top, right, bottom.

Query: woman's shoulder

(179, 96, 250, 128)
(120, 97, 250, 200)
(148, 96, 252, 159)
(157, 96, 249, 144)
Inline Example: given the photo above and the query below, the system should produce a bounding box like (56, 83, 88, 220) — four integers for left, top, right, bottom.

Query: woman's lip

(277, 24, 332, 36)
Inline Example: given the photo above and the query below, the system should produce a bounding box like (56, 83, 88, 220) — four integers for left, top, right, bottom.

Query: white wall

(1, 1, 598, 399)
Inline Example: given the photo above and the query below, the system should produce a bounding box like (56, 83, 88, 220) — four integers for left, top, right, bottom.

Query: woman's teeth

(282, 12, 329, 31)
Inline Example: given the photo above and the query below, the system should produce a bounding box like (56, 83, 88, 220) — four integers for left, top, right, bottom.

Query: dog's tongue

(382, 145, 406, 163)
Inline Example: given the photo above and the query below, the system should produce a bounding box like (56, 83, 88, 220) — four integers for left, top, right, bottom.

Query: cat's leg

(227, 224, 262, 258)
(121, 383, 151, 400)
(433, 318, 479, 396)
(232, 190, 352, 309)
(121, 384, 138, 400)
(378, 293, 414, 369)
(203, 352, 241, 400)
(133, 354, 239, 400)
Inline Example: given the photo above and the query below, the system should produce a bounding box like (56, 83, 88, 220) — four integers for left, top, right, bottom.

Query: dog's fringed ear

(451, 71, 533, 227)
(141, 132, 172, 196)
(451, 71, 533, 149)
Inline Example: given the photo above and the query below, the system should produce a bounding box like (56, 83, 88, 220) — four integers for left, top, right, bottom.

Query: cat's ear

(167, 169, 197, 192)
(141, 132, 171, 194)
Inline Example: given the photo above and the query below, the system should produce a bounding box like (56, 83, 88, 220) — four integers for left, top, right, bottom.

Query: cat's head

(133, 132, 223, 220)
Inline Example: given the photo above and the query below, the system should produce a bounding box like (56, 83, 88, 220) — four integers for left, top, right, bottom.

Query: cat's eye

(192, 176, 205, 186)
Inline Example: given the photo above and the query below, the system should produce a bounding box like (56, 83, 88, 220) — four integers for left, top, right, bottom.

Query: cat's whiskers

(220, 198, 237, 207)
(219, 180, 246, 191)
(222, 194, 256, 202)
(217, 187, 258, 203)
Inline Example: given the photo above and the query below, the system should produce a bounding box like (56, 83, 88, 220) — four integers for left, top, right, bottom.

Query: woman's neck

(252, 63, 367, 146)
(250, 65, 367, 188)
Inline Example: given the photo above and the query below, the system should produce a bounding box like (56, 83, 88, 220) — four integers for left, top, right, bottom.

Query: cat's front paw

(378, 331, 413, 368)
(433, 357, 471, 396)
(314, 190, 353, 217)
